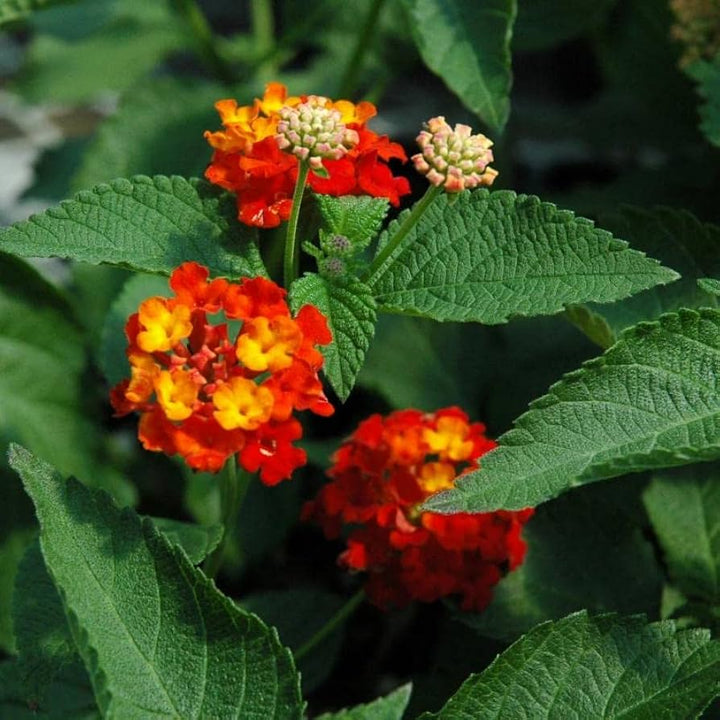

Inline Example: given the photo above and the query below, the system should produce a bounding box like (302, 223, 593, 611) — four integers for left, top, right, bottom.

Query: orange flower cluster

(304, 408, 533, 611)
(110, 262, 333, 484)
(204, 83, 411, 228)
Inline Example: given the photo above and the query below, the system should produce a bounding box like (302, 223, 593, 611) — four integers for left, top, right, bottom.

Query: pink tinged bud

(413, 116, 498, 192)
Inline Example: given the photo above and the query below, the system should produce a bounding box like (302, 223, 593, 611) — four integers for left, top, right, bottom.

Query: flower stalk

(284, 161, 310, 288)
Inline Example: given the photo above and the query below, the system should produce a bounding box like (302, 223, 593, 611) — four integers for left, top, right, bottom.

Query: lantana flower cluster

(204, 82, 410, 228)
(110, 262, 333, 485)
(304, 408, 533, 610)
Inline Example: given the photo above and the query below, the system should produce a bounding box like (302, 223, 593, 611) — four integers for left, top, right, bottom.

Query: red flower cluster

(110, 262, 333, 484)
(204, 83, 411, 228)
(304, 408, 533, 610)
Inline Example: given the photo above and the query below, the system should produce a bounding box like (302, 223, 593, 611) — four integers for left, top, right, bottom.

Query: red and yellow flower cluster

(204, 82, 410, 228)
(304, 408, 533, 610)
(110, 262, 333, 485)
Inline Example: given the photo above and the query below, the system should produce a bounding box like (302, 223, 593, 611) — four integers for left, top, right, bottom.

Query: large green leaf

(15, 1, 182, 103)
(644, 463, 720, 603)
(400, 0, 516, 132)
(688, 58, 720, 148)
(420, 612, 720, 719)
(317, 684, 412, 720)
(72, 77, 225, 191)
(462, 480, 662, 640)
(0, 0, 77, 24)
(514, 0, 617, 51)
(290, 274, 376, 401)
(0, 176, 265, 279)
(147, 517, 222, 565)
(9, 445, 303, 719)
(568, 206, 720, 348)
(369, 190, 677, 324)
(425, 308, 720, 513)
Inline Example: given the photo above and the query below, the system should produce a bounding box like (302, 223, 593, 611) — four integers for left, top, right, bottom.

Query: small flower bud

(412, 116, 498, 192)
(276, 97, 359, 171)
(319, 256, 348, 279)
(320, 233, 353, 257)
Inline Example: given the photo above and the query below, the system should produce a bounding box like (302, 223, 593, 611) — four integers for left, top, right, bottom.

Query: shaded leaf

(9, 445, 303, 719)
(644, 463, 720, 603)
(569, 206, 720, 348)
(462, 479, 662, 640)
(699, 278, 720, 296)
(0, 0, 78, 25)
(317, 684, 412, 720)
(426, 308, 720, 513)
(369, 190, 677, 324)
(401, 0, 516, 132)
(72, 77, 225, 191)
(0, 175, 266, 279)
(420, 611, 720, 719)
(688, 58, 720, 148)
(241, 589, 346, 694)
(147, 517, 222, 565)
(290, 274, 376, 402)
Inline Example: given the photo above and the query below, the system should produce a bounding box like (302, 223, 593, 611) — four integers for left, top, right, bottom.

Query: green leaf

(462, 480, 662, 640)
(290, 274, 376, 402)
(369, 190, 678, 324)
(400, 0, 516, 132)
(241, 589, 346, 694)
(0, 660, 99, 719)
(147, 517, 222, 565)
(420, 611, 720, 719)
(72, 77, 225, 192)
(15, 3, 182, 103)
(569, 206, 720, 348)
(699, 278, 720, 296)
(644, 463, 720, 603)
(0, 0, 78, 25)
(13, 542, 80, 701)
(514, 0, 617, 51)
(316, 684, 412, 720)
(688, 58, 720, 148)
(313, 194, 389, 250)
(9, 445, 303, 719)
(0, 253, 135, 505)
(100, 272, 170, 387)
(0, 176, 266, 279)
(425, 308, 720, 513)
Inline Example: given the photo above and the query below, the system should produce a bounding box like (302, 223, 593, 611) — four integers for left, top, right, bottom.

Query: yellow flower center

(212, 377, 274, 431)
(418, 462, 456, 494)
(423, 416, 474, 461)
(155, 369, 198, 421)
(137, 298, 192, 353)
(235, 316, 302, 372)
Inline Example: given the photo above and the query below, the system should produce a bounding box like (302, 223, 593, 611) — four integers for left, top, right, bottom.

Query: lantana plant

(2, 1, 720, 718)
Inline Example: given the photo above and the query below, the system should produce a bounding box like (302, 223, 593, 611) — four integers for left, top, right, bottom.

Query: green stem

(251, 0, 277, 78)
(170, 0, 235, 85)
(337, 0, 387, 98)
(203, 461, 251, 579)
(364, 184, 442, 283)
(294, 589, 365, 662)
(283, 162, 310, 289)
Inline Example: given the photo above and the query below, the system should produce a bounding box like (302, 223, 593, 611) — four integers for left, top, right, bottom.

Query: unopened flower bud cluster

(412, 116, 498, 192)
(276, 98, 359, 171)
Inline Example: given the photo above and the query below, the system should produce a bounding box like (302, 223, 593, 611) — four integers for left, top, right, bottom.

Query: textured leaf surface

(314, 194, 389, 249)
(514, 0, 617, 51)
(370, 190, 677, 324)
(421, 612, 720, 719)
(290, 274, 376, 401)
(401, 0, 515, 131)
(9, 445, 303, 719)
(688, 58, 720, 148)
(644, 463, 720, 602)
(699, 278, 720, 296)
(72, 78, 224, 191)
(569, 206, 720, 347)
(317, 684, 412, 720)
(0, 176, 265, 279)
(462, 480, 661, 640)
(148, 518, 222, 565)
(425, 308, 720, 513)
(0, 0, 78, 25)
(241, 589, 345, 693)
